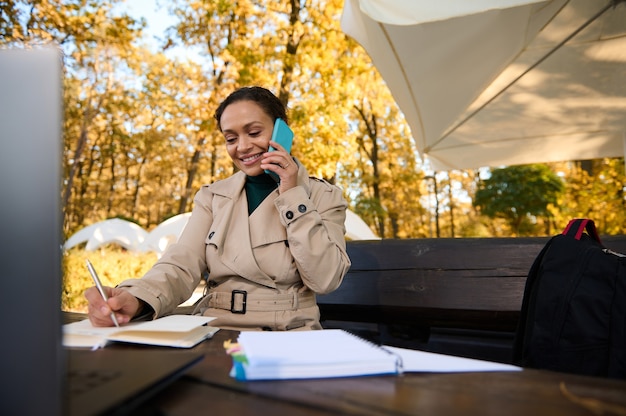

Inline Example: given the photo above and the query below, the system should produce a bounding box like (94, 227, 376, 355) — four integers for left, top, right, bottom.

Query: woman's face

(220, 100, 274, 176)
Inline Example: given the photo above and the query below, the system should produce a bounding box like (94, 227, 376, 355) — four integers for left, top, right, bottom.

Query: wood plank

(318, 236, 626, 333)
(344, 237, 548, 271)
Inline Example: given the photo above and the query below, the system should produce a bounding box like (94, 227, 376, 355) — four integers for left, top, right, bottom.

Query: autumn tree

(6, 0, 623, 240)
(550, 158, 626, 234)
(446, 169, 499, 237)
(338, 55, 427, 238)
(1, 1, 148, 233)
(1, 0, 137, 48)
(170, 0, 361, 184)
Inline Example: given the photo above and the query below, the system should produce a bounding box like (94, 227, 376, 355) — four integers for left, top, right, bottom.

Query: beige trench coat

(118, 160, 351, 331)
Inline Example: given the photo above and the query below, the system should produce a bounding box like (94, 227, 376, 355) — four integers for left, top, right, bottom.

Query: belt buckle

(230, 290, 247, 314)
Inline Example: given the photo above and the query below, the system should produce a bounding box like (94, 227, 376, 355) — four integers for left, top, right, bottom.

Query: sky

(118, 0, 201, 62)
(123, 0, 174, 48)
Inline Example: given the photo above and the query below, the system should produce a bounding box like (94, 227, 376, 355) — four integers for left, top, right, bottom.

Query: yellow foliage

(10, 0, 623, 241)
(62, 248, 157, 313)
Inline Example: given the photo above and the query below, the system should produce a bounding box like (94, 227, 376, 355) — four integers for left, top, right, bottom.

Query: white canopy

(341, 0, 626, 170)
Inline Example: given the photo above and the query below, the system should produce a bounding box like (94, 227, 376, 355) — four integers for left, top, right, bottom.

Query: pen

(86, 259, 120, 327)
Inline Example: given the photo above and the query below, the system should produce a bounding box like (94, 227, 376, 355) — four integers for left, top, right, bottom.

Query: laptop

(67, 348, 204, 416)
(0, 47, 204, 416)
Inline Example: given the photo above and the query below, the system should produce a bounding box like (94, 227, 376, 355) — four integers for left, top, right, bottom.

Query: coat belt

(206, 290, 316, 313)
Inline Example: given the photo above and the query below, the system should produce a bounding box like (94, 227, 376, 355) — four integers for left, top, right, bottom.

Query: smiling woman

(83, 86, 352, 332)
(214, 87, 295, 186)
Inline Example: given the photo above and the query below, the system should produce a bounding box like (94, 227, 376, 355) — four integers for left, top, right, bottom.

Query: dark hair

(214, 86, 288, 131)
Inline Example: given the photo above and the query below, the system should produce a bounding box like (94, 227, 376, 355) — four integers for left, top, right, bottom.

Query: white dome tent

(64, 210, 379, 255)
(138, 213, 192, 254)
(345, 209, 380, 240)
(64, 218, 148, 252)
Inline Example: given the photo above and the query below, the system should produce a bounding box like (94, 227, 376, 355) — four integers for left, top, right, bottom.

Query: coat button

(286, 211, 294, 219)
(298, 204, 307, 213)
(208, 231, 215, 239)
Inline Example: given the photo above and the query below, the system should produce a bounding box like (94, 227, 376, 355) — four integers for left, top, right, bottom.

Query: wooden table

(64, 313, 626, 415)
(153, 330, 626, 415)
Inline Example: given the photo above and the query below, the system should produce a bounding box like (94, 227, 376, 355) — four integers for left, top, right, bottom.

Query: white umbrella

(342, 0, 626, 170)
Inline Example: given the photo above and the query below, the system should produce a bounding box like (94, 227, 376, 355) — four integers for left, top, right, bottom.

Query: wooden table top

(155, 329, 626, 416)
(63, 312, 626, 415)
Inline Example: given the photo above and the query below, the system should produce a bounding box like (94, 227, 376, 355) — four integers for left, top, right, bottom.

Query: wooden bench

(318, 236, 626, 364)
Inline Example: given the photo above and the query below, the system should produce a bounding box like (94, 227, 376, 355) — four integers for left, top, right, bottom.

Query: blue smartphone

(265, 118, 294, 180)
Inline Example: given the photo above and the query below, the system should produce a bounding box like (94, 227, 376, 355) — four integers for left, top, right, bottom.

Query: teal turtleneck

(245, 173, 278, 215)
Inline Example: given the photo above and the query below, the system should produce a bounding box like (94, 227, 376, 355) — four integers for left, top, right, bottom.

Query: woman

(85, 86, 351, 331)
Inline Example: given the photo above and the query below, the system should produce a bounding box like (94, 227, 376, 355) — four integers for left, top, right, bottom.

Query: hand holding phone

(265, 118, 294, 181)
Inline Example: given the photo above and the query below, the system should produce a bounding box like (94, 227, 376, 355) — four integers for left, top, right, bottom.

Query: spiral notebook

(227, 329, 521, 381)
(228, 329, 402, 380)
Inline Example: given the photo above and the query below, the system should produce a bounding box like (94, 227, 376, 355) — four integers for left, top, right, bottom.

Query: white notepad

(63, 315, 219, 349)
(230, 329, 521, 380)
(233, 330, 401, 380)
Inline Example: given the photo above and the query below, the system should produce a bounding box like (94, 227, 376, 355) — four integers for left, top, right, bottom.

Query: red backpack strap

(562, 218, 602, 244)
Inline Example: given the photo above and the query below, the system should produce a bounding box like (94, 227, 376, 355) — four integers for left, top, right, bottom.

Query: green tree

(474, 164, 564, 236)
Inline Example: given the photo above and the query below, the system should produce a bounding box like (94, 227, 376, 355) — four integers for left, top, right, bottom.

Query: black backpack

(513, 218, 626, 379)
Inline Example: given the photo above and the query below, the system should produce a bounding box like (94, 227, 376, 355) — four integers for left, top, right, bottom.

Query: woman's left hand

(261, 141, 297, 193)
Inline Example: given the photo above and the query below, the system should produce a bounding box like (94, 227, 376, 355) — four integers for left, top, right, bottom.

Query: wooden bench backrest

(318, 236, 626, 331)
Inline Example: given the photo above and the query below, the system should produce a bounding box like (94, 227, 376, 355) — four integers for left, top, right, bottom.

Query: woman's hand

(85, 286, 141, 327)
(261, 140, 297, 193)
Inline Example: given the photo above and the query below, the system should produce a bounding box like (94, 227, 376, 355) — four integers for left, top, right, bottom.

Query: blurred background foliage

(2, 0, 623, 240)
(2, 1, 624, 310)
(63, 248, 157, 311)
